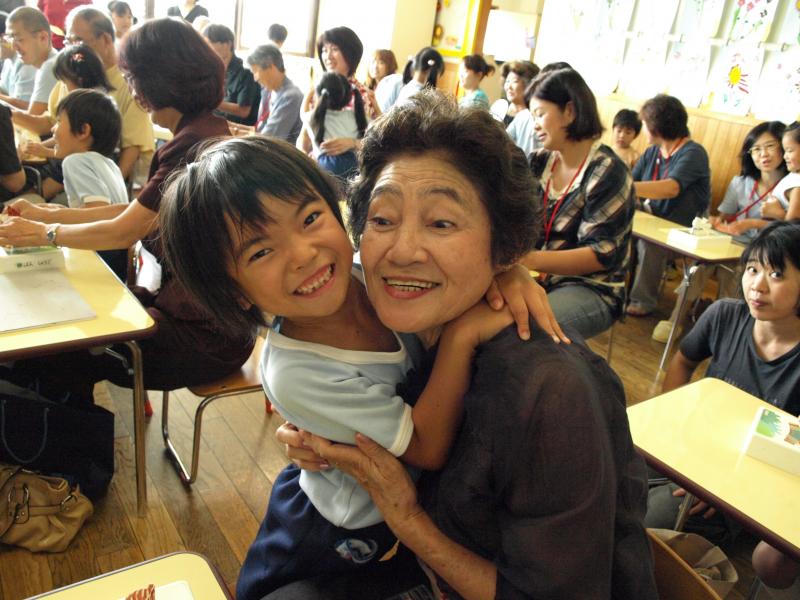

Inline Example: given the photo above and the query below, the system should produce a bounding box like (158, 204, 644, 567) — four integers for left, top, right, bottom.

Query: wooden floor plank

(0, 550, 52, 600)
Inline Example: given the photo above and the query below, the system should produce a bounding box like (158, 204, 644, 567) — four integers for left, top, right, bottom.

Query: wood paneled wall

(596, 95, 762, 212)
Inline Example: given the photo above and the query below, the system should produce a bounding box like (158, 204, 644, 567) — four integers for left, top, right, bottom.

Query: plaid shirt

(530, 142, 635, 315)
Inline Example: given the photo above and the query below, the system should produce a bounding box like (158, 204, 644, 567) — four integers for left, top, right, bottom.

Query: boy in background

(612, 108, 641, 169)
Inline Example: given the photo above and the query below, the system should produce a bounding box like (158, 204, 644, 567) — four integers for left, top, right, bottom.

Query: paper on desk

(0, 269, 95, 333)
(116, 580, 195, 600)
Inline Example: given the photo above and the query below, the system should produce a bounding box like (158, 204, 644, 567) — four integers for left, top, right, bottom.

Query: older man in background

(247, 44, 302, 143)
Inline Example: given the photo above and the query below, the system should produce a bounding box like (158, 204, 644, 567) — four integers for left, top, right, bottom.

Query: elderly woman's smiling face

(359, 153, 496, 335)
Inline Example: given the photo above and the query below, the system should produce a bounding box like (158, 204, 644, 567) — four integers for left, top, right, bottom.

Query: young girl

(395, 46, 444, 108)
(108, 1, 136, 41)
(159, 136, 561, 599)
(458, 53, 494, 110)
(647, 220, 800, 543)
(765, 121, 800, 221)
(299, 71, 366, 180)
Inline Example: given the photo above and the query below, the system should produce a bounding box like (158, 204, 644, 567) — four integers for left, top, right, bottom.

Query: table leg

(658, 262, 700, 372)
(674, 491, 695, 531)
(124, 340, 147, 515)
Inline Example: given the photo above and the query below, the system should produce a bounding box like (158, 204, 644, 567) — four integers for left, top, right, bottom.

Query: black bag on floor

(0, 383, 114, 501)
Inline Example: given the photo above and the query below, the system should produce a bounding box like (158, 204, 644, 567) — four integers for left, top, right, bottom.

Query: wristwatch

(45, 223, 60, 247)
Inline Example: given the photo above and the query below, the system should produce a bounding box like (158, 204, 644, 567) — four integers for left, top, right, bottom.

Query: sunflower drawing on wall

(710, 45, 765, 115)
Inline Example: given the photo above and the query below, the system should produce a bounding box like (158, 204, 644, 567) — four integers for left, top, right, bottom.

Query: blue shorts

(236, 464, 399, 600)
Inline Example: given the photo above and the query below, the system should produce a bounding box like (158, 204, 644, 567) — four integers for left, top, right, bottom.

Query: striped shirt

(530, 142, 635, 315)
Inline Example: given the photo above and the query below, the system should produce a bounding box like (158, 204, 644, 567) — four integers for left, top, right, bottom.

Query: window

(240, 0, 317, 54)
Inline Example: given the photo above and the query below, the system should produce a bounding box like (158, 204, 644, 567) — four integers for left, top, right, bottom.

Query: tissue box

(0, 246, 64, 274)
(745, 407, 800, 476)
(666, 228, 732, 251)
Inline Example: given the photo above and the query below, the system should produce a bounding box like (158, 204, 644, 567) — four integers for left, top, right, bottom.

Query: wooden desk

(628, 378, 800, 561)
(0, 249, 156, 513)
(29, 552, 231, 599)
(632, 211, 744, 372)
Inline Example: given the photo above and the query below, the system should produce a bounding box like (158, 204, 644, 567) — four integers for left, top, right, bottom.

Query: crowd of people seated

(0, 6, 799, 598)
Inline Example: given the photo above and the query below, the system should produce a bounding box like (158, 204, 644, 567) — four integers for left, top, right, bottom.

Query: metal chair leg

(161, 389, 243, 485)
(606, 322, 616, 363)
(674, 492, 695, 531)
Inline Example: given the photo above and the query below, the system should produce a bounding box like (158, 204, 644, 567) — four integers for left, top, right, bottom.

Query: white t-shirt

(260, 269, 423, 529)
(30, 49, 57, 105)
(506, 109, 542, 159)
(772, 172, 800, 209)
(394, 79, 424, 108)
(63, 151, 129, 208)
(374, 73, 403, 113)
(301, 108, 359, 158)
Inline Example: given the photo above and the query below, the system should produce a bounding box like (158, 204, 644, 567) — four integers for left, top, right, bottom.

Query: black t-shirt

(632, 140, 711, 226)
(219, 55, 260, 126)
(681, 299, 800, 415)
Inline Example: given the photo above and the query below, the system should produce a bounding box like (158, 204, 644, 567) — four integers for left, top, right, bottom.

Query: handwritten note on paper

(1, 269, 96, 333)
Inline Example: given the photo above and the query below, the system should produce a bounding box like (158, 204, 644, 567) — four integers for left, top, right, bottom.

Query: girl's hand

(0, 217, 48, 247)
(363, 88, 381, 119)
(485, 264, 570, 344)
(320, 137, 357, 156)
(713, 220, 742, 235)
(303, 431, 425, 533)
(761, 197, 786, 220)
(444, 300, 516, 350)
(275, 422, 330, 471)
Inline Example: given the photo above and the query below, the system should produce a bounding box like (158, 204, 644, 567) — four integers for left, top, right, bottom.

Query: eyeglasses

(749, 142, 780, 156)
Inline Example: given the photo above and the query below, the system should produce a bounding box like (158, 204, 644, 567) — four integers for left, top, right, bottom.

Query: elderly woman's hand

(485, 264, 570, 344)
(0, 217, 49, 247)
(275, 422, 330, 471)
(303, 432, 426, 533)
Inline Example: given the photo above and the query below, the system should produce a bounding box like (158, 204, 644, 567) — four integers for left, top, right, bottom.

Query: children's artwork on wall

(619, 36, 669, 99)
(665, 41, 711, 107)
(581, 33, 626, 96)
(750, 46, 800, 122)
(675, 0, 726, 38)
(708, 44, 765, 115)
(632, 0, 680, 35)
(728, 0, 780, 44)
(592, 0, 636, 33)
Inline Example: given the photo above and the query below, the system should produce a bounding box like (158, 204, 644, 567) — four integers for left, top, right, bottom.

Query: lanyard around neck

(542, 152, 590, 244)
(652, 137, 688, 181)
(728, 178, 780, 221)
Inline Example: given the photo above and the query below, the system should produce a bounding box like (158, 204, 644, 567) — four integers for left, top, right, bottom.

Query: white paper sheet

(1, 269, 95, 333)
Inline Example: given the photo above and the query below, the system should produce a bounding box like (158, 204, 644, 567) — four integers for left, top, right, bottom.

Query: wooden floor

(0, 278, 768, 599)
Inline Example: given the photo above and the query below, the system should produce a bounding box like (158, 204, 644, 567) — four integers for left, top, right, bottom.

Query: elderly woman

(274, 91, 657, 599)
(501, 59, 538, 125)
(0, 18, 251, 395)
(520, 68, 635, 339)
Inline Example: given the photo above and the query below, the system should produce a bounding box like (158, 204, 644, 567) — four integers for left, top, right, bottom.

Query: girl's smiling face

(229, 193, 354, 322)
(783, 131, 800, 173)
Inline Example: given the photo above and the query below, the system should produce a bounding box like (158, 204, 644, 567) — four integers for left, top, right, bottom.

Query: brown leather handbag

(0, 464, 93, 552)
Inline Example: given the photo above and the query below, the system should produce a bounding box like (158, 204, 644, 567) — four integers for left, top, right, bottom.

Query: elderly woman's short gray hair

(349, 89, 542, 267)
(247, 44, 285, 73)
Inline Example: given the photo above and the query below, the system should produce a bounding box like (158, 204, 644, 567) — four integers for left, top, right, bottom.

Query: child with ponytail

(298, 71, 366, 179)
(395, 46, 444, 107)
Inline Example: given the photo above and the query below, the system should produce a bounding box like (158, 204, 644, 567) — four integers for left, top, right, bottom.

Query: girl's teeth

(296, 266, 333, 295)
